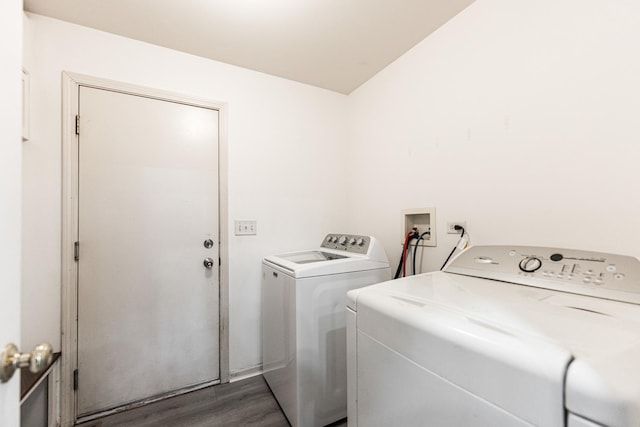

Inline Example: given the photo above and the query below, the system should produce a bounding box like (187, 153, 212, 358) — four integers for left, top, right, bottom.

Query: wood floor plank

(76, 376, 290, 427)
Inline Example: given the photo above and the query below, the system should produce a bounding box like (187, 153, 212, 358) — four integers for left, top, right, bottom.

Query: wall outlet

(447, 221, 466, 234)
(235, 220, 257, 236)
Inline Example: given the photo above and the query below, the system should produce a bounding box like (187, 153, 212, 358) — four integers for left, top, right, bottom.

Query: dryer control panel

(444, 246, 640, 305)
(322, 234, 371, 254)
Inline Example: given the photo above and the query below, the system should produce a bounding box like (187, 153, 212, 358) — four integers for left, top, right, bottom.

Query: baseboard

(229, 364, 263, 383)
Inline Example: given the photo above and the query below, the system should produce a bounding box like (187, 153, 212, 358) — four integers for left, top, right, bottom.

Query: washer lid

(276, 250, 348, 264)
(349, 268, 640, 426)
(566, 345, 640, 426)
(263, 234, 389, 278)
(353, 273, 572, 427)
(264, 249, 388, 278)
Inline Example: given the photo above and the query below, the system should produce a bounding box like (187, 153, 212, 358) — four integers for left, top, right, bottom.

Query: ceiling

(23, 0, 475, 94)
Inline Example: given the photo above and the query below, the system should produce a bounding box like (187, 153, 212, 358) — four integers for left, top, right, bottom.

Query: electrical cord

(412, 231, 431, 275)
(440, 225, 466, 270)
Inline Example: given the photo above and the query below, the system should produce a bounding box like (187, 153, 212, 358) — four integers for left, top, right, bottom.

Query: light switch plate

(235, 220, 257, 236)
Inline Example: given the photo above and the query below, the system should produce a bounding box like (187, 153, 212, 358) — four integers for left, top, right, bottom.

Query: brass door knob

(0, 342, 53, 383)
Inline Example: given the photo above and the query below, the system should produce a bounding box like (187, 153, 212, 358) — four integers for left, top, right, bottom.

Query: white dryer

(263, 234, 390, 427)
(347, 245, 640, 427)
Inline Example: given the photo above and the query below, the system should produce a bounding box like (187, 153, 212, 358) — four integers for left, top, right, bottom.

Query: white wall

(347, 0, 640, 273)
(24, 0, 640, 380)
(22, 13, 349, 375)
(1, 0, 22, 424)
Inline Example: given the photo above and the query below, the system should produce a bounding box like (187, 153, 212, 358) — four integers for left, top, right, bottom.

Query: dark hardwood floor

(75, 375, 348, 427)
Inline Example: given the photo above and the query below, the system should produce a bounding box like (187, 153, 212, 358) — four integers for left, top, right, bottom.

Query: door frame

(60, 71, 230, 426)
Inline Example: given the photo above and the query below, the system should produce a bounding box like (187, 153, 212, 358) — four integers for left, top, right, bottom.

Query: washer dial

(519, 256, 542, 273)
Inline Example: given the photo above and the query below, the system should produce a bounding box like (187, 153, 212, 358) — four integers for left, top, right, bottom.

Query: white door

(0, 180, 21, 425)
(1, 0, 22, 420)
(76, 86, 220, 417)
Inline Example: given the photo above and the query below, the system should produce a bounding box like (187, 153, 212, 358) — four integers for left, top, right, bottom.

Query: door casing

(60, 71, 229, 426)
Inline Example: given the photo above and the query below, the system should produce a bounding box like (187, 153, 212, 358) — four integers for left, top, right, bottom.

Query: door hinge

(74, 241, 79, 262)
(75, 115, 80, 135)
(73, 369, 79, 390)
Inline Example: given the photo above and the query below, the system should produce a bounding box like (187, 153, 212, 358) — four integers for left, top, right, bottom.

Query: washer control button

(606, 265, 617, 272)
(550, 253, 564, 262)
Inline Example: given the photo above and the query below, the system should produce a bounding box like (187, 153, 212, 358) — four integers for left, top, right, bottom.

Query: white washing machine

(346, 245, 640, 427)
(262, 234, 390, 427)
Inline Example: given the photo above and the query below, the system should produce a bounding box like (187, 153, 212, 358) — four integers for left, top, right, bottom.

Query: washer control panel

(444, 246, 640, 304)
(322, 234, 370, 254)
